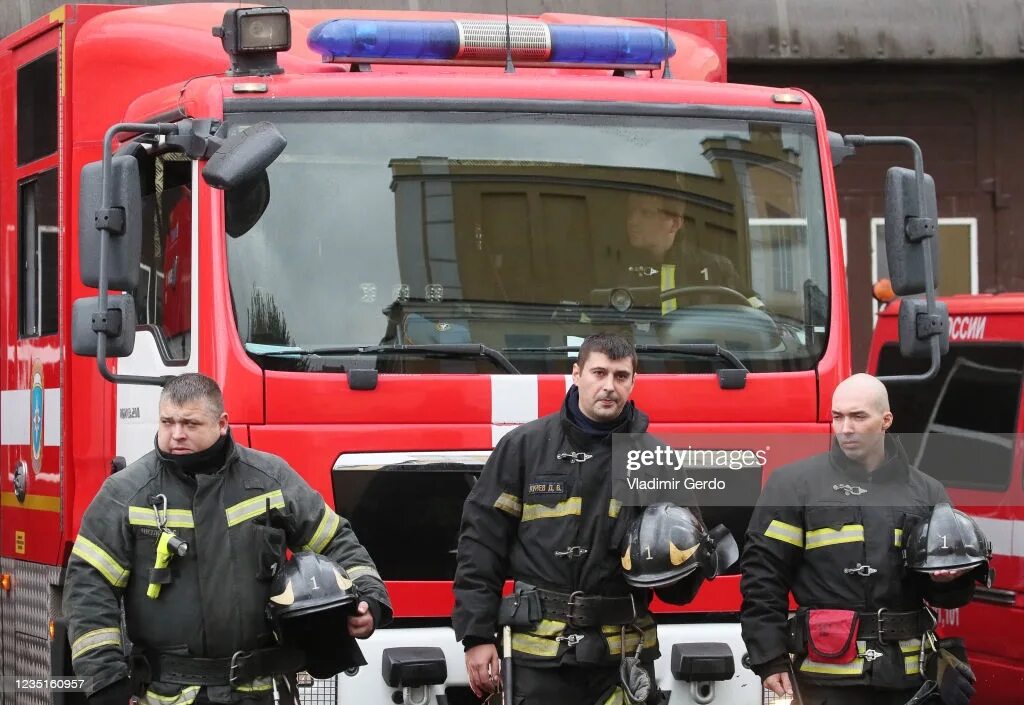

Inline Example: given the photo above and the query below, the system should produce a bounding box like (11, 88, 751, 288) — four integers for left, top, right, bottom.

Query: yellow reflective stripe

(606, 625, 658, 656)
(899, 638, 921, 654)
(661, 264, 677, 314)
(905, 655, 921, 675)
(511, 632, 560, 656)
(609, 498, 622, 518)
(522, 496, 583, 522)
(530, 620, 567, 637)
(805, 524, 865, 550)
(71, 627, 122, 660)
(894, 528, 904, 547)
(602, 689, 627, 705)
(346, 565, 381, 580)
(765, 520, 804, 548)
(799, 658, 865, 675)
(799, 641, 867, 675)
(303, 507, 341, 554)
(225, 490, 285, 527)
(72, 535, 130, 587)
(128, 506, 195, 529)
(494, 492, 522, 518)
(142, 686, 201, 705)
(235, 677, 274, 693)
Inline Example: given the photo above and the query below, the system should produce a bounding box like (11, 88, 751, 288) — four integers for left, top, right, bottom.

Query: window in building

(17, 51, 58, 165)
(870, 217, 977, 321)
(18, 170, 58, 337)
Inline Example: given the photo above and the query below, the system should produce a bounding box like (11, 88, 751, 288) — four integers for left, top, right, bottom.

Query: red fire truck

(870, 293, 1024, 704)
(1, 4, 944, 705)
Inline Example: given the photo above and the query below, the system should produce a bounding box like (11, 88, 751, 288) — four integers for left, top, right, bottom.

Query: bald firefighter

(740, 374, 980, 705)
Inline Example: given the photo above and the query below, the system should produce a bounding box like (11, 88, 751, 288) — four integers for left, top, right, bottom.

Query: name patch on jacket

(529, 481, 565, 495)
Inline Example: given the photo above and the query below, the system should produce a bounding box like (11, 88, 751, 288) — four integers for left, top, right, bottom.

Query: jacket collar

(828, 433, 910, 483)
(559, 386, 649, 448)
(155, 429, 239, 477)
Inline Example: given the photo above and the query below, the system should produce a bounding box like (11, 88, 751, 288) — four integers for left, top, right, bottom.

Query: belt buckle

(229, 650, 252, 687)
(566, 590, 585, 628)
(876, 608, 890, 645)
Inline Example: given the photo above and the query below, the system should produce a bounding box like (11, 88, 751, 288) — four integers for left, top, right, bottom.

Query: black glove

(88, 679, 133, 705)
(936, 648, 976, 705)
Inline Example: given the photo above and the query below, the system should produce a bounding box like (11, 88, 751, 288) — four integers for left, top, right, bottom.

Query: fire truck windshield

(225, 109, 830, 375)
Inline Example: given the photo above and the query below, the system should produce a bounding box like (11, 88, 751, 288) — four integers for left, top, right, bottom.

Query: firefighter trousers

(511, 662, 663, 705)
(797, 682, 924, 705)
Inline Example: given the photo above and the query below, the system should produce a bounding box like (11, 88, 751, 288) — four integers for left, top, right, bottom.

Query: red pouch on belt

(806, 609, 860, 664)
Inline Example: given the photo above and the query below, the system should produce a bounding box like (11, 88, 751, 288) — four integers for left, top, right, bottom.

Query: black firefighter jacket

(63, 434, 392, 704)
(740, 435, 975, 689)
(453, 389, 703, 668)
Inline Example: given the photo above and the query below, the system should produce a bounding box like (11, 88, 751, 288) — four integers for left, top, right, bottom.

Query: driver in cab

(622, 193, 764, 313)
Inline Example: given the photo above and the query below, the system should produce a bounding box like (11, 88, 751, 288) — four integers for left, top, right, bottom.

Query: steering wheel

(659, 285, 754, 307)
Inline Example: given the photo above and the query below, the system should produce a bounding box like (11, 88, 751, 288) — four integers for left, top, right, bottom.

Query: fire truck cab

(1, 4, 946, 705)
(870, 293, 1024, 704)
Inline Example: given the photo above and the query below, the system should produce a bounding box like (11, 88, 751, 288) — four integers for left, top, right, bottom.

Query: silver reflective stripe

(347, 565, 381, 580)
(764, 520, 804, 548)
(494, 492, 523, 518)
(225, 490, 285, 527)
(608, 498, 622, 518)
(141, 686, 201, 705)
(71, 627, 121, 660)
(303, 507, 340, 554)
(805, 524, 865, 550)
(71, 535, 130, 587)
(128, 506, 194, 529)
(235, 677, 274, 693)
(522, 496, 582, 522)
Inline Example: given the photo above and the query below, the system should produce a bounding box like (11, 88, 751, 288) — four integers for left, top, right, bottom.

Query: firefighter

(740, 373, 980, 705)
(453, 333, 704, 705)
(64, 373, 391, 705)
(621, 192, 763, 313)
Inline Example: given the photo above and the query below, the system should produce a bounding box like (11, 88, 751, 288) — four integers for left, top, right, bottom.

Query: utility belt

(498, 582, 643, 629)
(788, 607, 934, 658)
(131, 647, 305, 687)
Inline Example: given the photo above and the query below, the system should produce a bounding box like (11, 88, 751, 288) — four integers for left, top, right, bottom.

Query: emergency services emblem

(30, 359, 44, 475)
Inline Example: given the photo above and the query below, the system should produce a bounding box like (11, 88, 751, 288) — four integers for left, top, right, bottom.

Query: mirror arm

(95, 122, 179, 387)
(164, 118, 226, 159)
(845, 135, 943, 384)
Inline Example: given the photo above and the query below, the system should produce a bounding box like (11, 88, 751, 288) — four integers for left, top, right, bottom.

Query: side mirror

(79, 156, 143, 290)
(203, 121, 287, 190)
(71, 295, 137, 357)
(897, 297, 949, 359)
(884, 167, 938, 296)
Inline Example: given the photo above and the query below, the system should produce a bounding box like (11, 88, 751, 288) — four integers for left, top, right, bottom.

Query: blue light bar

(307, 19, 676, 67)
(547, 24, 674, 65)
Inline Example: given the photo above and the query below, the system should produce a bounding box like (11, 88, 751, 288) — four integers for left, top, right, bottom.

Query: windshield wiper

(635, 344, 747, 389)
(504, 344, 747, 390)
(503, 343, 745, 368)
(634, 344, 746, 369)
(250, 343, 520, 374)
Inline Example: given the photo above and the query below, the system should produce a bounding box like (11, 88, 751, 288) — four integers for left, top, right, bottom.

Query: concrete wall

(6, 0, 1024, 61)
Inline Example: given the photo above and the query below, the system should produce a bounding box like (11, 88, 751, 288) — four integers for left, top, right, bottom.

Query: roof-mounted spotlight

(213, 6, 291, 76)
